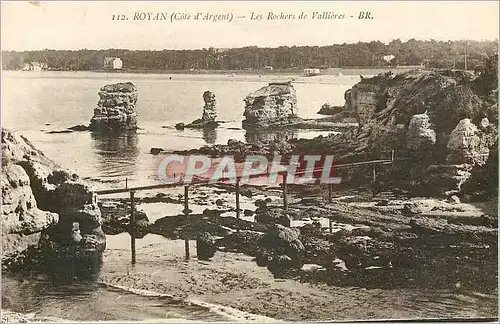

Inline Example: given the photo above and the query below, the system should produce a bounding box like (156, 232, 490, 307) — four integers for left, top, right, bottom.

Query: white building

(104, 57, 123, 69)
(303, 68, 321, 76)
(23, 62, 48, 71)
(112, 58, 123, 69)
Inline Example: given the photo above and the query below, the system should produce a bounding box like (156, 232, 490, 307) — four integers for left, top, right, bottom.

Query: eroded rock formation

(343, 69, 498, 196)
(243, 81, 300, 129)
(201, 90, 217, 122)
(176, 90, 219, 130)
(446, 118, 491, 165)
(89, 82, 138, 132)
(2, 130, 105, 265)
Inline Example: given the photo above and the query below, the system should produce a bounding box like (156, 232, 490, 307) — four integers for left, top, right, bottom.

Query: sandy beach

(98, 231, 498, 321)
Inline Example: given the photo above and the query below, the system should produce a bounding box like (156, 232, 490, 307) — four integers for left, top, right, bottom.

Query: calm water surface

(2, 71, 357, 189)
(2, 71, 497, 321)
(1, 71, 357, 321)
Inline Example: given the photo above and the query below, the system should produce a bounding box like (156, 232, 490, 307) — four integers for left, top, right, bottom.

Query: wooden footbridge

(95, 151, 395, 264)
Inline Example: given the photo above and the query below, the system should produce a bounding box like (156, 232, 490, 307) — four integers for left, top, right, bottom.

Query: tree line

(2, 39, 497, 71)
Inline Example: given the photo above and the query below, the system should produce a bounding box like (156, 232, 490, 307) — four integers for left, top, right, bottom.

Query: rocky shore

(3, 66, 498, 321)
(136, 67, 498, 309)
(97, 182, 497, 294)
(99, 232, 498, 321)
(87, 177, 498, 320)
(168, 68, 498, 199)
(2, 130, 105, 270)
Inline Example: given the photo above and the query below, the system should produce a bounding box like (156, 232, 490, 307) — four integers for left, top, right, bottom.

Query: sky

(1, 1, 499, 51)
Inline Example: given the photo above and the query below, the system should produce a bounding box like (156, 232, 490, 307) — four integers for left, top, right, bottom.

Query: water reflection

(90, 132, 139, 179)
(202, 128, 217, 144)
(245, 130, 298, 143)
(45, 256, 103, 282)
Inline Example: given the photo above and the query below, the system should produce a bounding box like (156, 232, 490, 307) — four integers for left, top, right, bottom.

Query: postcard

(1, 1, 498, 322)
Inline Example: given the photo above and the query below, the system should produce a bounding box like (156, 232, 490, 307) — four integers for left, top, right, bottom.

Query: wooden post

(125, 178, 128, 189)
(184, 186, 190, 260)
(391, 150, 395, 190)
(329, 218, 333, 233)
(283, 172, 288, 211)
(328, 184, 332, 203)
(235, 178, 240, 219)
(371, 166, 377, 197)
(130, 190, 136, 265)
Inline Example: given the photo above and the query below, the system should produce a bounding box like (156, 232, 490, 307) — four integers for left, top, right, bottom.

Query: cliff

(2, 130, 105, 265)
(242, 81, 300, 129)
(343, 69, 498, 196)
(89, 82, 139, 132)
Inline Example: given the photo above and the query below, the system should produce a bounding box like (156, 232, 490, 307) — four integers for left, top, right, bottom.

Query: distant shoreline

(6, 66, 424, 76)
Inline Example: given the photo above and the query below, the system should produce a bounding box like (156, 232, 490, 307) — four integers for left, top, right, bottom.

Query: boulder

(402, 203, 421, 216)
(89, 82, 138, 132)
(258, 225, 305, 278)
(259, 224, 304, 255)
(446, 118, 490, 166)
(150, 147, 165, 155)
(175, 122, 185, 130)
(267, 254, 297, 278)
(299, 222, 323, 238)
(407, 113, 436, 151)
(317, 103, 344, 115)
(255, 250, 270, 267)
(254, 199, 266, 208)
(254, 208, 291, 227)
(197, 232, 217, 261)
(425, 164, 473, 195)
(216, 231, 263, 256)
(242, 81, 300, 129)
(300, 237, 336, 266)
(461, 138, 498, 199)
(99, 200, 149, 237)
(279, 214, 292, 227)
(337, 236, 393, 270)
